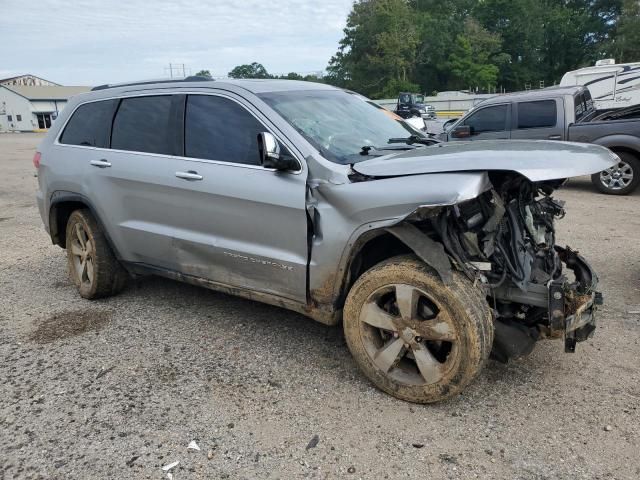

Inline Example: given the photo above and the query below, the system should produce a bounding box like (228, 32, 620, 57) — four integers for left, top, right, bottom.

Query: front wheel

(343, 256, 494, 403)
(591, 152, 639, 195)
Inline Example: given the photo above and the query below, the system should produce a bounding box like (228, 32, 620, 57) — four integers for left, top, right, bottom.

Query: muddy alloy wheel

(69, 220, 95, 290)
(591, 152, 640, 195)
(65, 209, 127, 299)
(343, 255, 493, 403)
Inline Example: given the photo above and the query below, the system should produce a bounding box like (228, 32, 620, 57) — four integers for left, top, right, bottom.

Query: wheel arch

(48, 192, 121, 259)
(590, 134, 640, 158)
(608, 146, 640, 162)
(321, 222, 453, 312)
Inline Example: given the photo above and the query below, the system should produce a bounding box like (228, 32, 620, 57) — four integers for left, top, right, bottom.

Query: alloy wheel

(69, 222, 95, 288)
(359, 283, 459, 386)
(600, 159, 634, 190)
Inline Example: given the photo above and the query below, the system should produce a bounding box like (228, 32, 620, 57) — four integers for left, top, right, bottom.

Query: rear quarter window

(59, 99, 118, 148)
(517, 100, 557, 129)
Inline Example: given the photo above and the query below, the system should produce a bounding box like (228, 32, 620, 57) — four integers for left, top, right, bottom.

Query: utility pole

(165, 63, 191, 78)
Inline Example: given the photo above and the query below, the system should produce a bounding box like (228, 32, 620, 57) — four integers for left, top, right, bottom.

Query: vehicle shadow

(121, 274, 551, 400)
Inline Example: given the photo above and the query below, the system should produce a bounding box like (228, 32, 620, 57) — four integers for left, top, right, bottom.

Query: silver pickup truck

(441, 86, 640, 195)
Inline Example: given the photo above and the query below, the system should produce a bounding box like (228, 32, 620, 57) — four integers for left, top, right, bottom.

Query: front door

(450, 103, 511, 141)
(163, 93, 309, 303)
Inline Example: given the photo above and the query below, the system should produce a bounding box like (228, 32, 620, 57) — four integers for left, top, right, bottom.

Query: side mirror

(257, 132, 299, 171)
(451, 125, 472, 138)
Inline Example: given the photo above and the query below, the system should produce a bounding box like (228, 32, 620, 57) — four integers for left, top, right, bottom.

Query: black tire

(65, 209, 127, 299)
(343, 255, 493, 403)
(591, 151, 640, 195)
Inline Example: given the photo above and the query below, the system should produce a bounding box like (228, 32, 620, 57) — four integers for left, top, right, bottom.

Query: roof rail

(91, 76, 212, 91)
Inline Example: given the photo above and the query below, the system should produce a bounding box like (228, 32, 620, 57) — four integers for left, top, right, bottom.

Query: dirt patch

(28, 309, 112, 344)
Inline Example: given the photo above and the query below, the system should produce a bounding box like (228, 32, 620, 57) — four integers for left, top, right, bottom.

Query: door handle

(548, 135, 562, 140)
(175, 170, 203, 181)
(90, 159, 112, 168)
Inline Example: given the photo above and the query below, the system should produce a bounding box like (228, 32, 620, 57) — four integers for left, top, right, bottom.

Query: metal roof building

(0, 77, 90, 132)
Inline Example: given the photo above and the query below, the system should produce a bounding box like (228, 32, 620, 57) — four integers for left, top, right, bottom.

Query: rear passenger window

(59, 100, 117, 148)
(517, 100, 556, 129)
(111, 96, 172, 154)
(185, 95, 264, 165)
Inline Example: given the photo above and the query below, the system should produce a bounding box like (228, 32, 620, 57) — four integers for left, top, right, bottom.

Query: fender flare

(590, 134, 640, 156)
(48, 191, 123, 260)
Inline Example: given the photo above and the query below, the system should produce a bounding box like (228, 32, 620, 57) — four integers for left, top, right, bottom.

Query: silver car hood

(352, 140, 618, 181)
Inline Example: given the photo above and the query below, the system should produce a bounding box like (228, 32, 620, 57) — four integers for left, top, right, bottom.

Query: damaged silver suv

(35, 78, 615, 403)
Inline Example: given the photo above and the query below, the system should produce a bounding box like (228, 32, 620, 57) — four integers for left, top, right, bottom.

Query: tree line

(195, 64, 325, 83)
(208, 0, 640, 99)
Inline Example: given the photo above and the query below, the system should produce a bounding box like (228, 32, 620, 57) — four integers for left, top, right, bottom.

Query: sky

(0, 0, 354, 86)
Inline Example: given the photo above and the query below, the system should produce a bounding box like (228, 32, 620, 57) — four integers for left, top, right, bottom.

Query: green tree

(327, 0, 419, 98)
(280, 72, 304, 80)
(610, 0, 640, 62)
(446, 18, 508, 90)
(195, 70, 212, 78)
(228, 62, 271, 79)
(474, 0, 623, 89)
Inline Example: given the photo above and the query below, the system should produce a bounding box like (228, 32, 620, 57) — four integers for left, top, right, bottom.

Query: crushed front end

(433, 173, 602, 361)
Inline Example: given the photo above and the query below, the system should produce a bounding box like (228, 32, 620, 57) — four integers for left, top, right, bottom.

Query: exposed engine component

(430, 174, 600, 362)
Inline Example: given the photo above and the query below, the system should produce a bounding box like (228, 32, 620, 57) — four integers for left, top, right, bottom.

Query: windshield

(259, 90, 419, 164)
(414, 94, 425, 103)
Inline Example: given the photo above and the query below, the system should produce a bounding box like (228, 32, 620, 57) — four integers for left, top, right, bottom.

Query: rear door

(81, 94, 181, 269)
(510, 99, 564, 140)
(453, 103, 511, 141)
(163, 93, 309, 303)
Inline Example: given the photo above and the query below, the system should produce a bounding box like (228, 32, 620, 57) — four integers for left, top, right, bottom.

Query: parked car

(363, 98, 438, 139)
(395, 92, 437, 119)
(35, 78, 613, 403)
(441, 86, 640, 195)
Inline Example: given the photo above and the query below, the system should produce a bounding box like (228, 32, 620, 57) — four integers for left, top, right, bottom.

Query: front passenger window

(463, 105, 508, 133)
(185, 95, 266, 165)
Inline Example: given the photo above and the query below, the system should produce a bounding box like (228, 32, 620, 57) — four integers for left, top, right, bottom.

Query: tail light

(33, 151, 41, 169)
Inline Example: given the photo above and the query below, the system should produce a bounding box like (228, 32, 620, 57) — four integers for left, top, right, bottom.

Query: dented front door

(164, 93, 309, 303)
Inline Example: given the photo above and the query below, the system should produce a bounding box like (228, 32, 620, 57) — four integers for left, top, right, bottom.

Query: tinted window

(575, 91, 595, 122)
(517, 100, 557, 129)
(60, 100, 117, 148)
(111, 96, 172, 154)
(463, 105, 508, 133)
(185, 95, 265, 165)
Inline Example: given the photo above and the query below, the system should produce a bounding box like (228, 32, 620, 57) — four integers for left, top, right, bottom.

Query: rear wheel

(591, 152, 639, 195)
(65, 209, 127, 299)
(343, 255, 493, 403)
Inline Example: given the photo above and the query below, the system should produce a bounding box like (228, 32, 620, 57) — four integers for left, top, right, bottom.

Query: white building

(0, 75, 90, 132)
(0, 74, 60, 87)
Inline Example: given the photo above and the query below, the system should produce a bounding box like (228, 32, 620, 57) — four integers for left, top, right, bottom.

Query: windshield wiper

(387, 135, 433, 146)
(360, 144, 417, 155)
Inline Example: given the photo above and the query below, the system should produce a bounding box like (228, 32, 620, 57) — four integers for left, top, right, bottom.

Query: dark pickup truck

(441, 86, 640, 194)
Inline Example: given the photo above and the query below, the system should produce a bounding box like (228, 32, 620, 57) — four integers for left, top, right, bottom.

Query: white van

(560, 59, 640, 111)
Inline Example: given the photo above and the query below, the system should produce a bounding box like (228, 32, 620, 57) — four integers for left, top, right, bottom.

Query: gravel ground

(1, 133, 639, 480)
